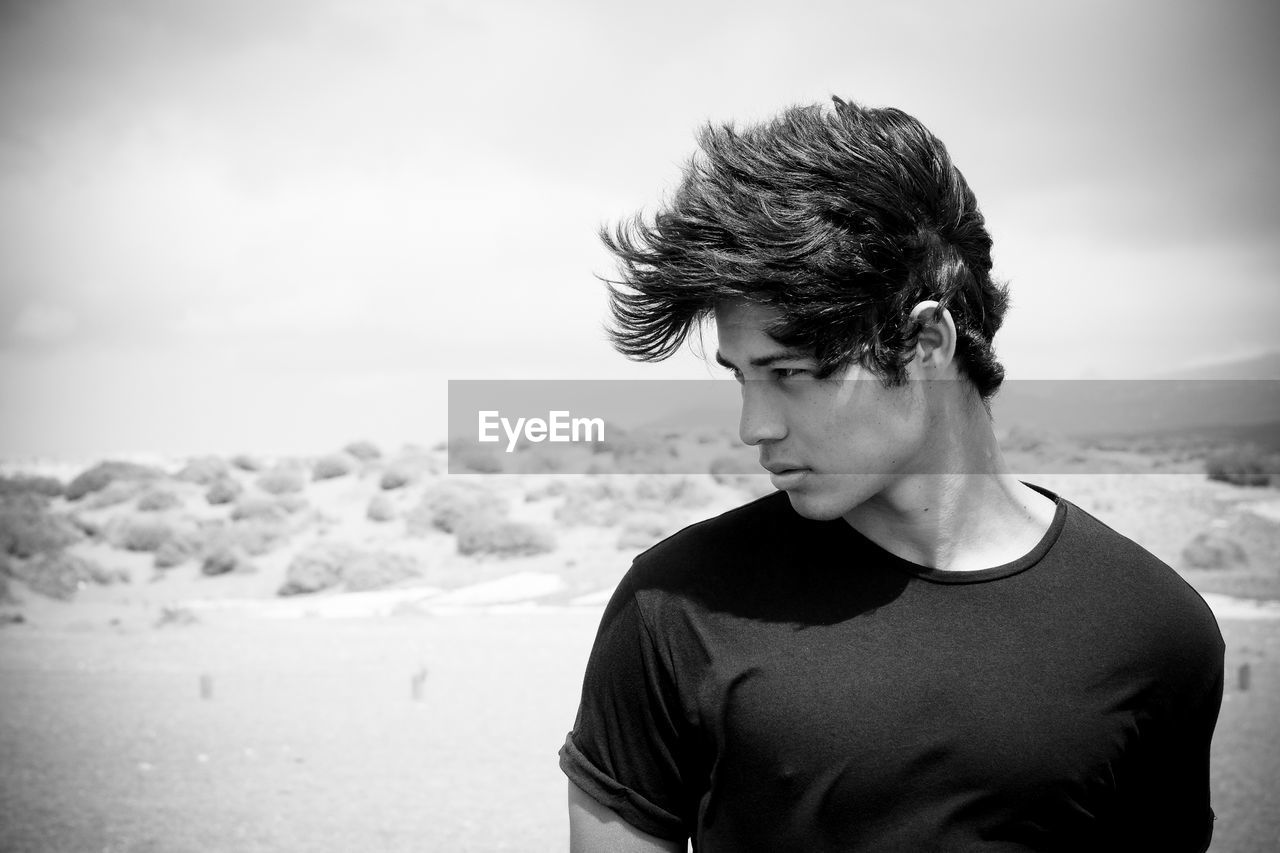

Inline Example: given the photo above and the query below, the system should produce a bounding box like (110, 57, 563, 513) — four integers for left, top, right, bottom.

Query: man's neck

(841, 406, 1058, 572)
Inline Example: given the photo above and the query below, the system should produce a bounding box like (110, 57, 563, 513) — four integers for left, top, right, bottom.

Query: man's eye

(774, 368, 809, 380)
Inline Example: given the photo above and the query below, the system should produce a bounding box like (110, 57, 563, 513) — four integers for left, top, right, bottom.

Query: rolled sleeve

(560, 578, 694, 841)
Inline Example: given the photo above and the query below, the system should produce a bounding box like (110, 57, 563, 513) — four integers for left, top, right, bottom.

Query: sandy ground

(0, 599, 1276, 853)
(0, 608, 597, 852)
(2, 461, 1278, 849)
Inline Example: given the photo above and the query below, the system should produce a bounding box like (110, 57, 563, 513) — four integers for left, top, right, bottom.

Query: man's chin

(781, 488, 851, 522)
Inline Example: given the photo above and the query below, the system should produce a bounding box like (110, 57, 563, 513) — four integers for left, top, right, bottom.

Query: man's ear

(908, 300, 957, 372)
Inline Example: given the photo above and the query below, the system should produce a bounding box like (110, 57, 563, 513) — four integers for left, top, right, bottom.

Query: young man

(560, 98, 1224, 851)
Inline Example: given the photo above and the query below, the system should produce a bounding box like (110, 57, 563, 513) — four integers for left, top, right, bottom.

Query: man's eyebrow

(714, 349, 813, 369)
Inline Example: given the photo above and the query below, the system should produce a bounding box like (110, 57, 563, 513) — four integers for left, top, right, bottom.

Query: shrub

(453, 444, 505, 474)
(1182, 532, 1248, 570)
(378, 445, 440, 484)
(154, 538, 195, 569)
(137, 490, 181, 512)
(278, 542, 357, 596)
(552, 476, 714, 528)
(256, 468, 307, 495)
(512, 445, 579, 474)
(231, 520, 288, 555)
(65, 460, 162, 502)
(231, 453, 263, 472)
(152, 528, 206, 569)
(230, 496, 289, 522)
(108, 517, 174, 553)
(276, 543, 421, 594)
(68, 515, 101, 538)
(155, 605, 199, 627)
(408, 482, 508, 535)
(344, 440, 382, 461)
(602, 431, 680, 472)
(0, 500, 83, 557)
(344, 551, 421, 591)
(367, 494, 396, 523)
(379, 467, 413, 490)
(553, 479, 633, 527)
(9, 552, 126, 600)
(312, 453, 357, 481)
(81, 479, 148, 509)
(1205, 445, 1280, 487)
(0, 492, 46, 513)
(385, 465, 421, 490)
(205, 477, 243, 505)
(379, 449, 437, 489)
(0, 474, 64, 498)
(202, 519, 289, 557)
(455, 517, 555, 558)
(201, 547, 254, 577)
(176, 456, 231, 485)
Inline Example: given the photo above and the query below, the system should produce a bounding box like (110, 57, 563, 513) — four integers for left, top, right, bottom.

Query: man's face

(714, 299, 931, 521)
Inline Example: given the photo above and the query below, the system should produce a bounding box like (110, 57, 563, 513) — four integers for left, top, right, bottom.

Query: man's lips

(763, 464, 810, 488)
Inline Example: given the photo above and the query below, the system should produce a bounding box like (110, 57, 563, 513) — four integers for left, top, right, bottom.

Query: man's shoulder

(1056, 495, 1188, 581)
(1053, 494, 1224, 650)
(620, 490, 805, 590)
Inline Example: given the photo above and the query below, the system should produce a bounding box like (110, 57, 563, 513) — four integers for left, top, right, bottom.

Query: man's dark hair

(602, 97, 1010, 399)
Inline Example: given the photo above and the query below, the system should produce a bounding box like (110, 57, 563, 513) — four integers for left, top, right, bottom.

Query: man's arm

(568, 781, 685, 853)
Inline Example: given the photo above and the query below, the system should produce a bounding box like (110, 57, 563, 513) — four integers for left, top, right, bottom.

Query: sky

(1, 0, 1277, 460)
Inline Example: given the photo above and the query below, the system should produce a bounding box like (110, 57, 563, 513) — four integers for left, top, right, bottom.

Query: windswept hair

(602, 97, 1010, 399)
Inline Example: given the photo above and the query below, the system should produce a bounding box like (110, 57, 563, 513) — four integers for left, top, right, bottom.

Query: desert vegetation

(455, 516, 556, 558)
(0, 493, 83, 557)
(408, 480, 510, 535)
(204, 477, 242, 505)
(312, 453, 358, 481)
(1206, 445, 1280, 487)
(278, 542, 422, 595)
(1, 428, 1278, 608)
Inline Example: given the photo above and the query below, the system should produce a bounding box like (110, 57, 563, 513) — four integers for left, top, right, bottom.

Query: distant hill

(985, 350, 1280, 438)
(991, 379, 1280, 438)
(1154, 350, 1280, 380)
(634, 379, 1280, 441)
(1073, 418, 1280, 461)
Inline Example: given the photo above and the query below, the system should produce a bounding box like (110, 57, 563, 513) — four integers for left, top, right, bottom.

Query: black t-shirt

(560, 487, 1225, 852)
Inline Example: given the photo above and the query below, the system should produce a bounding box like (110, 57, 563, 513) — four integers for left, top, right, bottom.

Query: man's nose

(739, 380, 787, 446)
